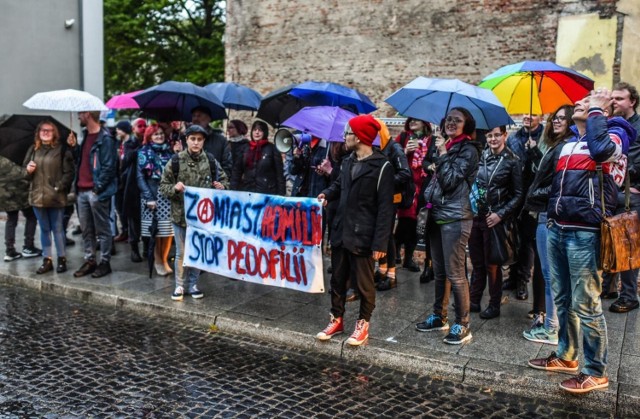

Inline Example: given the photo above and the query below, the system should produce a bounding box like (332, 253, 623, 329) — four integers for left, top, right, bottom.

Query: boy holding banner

(159, 125, 229, 301)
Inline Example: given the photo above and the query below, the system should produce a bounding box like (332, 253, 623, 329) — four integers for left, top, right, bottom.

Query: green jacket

(159, 150, 229, 227)
(23, 144, 75, 208)
(0, 156, 30, 212)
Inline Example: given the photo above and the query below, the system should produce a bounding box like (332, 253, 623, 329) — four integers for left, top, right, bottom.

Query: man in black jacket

(605, 82, 640, 313)
(316, 115, 395, 346)
(191, 106, 233, 178)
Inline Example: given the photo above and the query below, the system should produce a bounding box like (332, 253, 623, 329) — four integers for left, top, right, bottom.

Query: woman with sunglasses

(415, 107, 482, 345)
(23, 121, 75, 274)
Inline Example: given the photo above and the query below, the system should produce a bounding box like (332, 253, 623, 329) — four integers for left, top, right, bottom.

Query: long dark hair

(250, 120, 269, 141)
(543, 105, 575, 148)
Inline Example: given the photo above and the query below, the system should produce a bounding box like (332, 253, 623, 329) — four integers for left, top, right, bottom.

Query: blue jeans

(536, 213, 558, 331)
(77, 190, 112, 262)
(33, 207, 65, 258)
(429, 219, 472, 327)
(547, 224, 607, 377)
(172, 224, 200, 291)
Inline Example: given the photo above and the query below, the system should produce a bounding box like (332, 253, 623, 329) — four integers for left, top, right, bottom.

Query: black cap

(184, 124, 208, 137)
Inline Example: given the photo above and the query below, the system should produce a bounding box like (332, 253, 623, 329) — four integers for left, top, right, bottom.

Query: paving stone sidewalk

(1, 220, 638, 417)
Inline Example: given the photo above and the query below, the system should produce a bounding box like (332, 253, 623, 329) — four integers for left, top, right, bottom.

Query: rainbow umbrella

(479, 61, 594, 115)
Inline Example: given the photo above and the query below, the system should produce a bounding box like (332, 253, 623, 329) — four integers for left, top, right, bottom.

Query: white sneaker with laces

(172, 286, 184, 301)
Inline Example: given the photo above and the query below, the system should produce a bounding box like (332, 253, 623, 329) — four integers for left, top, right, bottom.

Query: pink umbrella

(105, 90, 143, 109)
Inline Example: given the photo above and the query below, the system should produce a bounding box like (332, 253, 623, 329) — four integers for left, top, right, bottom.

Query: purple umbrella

(282, 106, 357, 142)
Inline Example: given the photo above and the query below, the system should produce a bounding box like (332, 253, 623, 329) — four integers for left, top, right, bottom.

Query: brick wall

(225, 0, 619, 117)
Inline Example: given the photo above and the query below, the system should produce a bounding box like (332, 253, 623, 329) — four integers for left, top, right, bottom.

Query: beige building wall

(556, 14, 617, 89)
(619, 0, 640, 86)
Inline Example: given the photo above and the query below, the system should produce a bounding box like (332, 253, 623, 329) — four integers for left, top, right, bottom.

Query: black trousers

(330, 246, 376, 322)
(508, 212, 536, 284)
(468, 217, 503, 308)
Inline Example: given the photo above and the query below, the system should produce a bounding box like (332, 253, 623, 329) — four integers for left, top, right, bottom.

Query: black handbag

(488, 217, 518, 265)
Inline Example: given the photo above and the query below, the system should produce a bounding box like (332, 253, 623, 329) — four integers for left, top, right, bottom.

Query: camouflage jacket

(0, 156, 30, 212)
(159, 150, 229, 228)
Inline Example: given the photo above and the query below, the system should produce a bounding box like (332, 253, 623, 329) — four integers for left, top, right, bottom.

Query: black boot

(376, 275, 397, 291)
(420, 262, 434, 283)
(516, 280, 529, 300)
(36, 257, 53, 274)
(130, 243, 143, 263)
(56, 257, 67, 273)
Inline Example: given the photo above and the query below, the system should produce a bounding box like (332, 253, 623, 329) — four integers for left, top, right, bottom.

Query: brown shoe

(527, 352, 579, 374)
(559, 373, 609, 394)
(74, 259, 97, 277)
(114, 233, 128, 242)
(36, 257, 53, 274)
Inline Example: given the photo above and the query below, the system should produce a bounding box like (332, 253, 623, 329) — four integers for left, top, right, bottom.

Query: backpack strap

(205, 152, 219, 181)
(378, 161, 391, 191)
(171, 154, 180, 181)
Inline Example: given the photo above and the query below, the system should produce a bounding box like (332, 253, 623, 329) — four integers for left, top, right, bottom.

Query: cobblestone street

(0, 283, 606, 418)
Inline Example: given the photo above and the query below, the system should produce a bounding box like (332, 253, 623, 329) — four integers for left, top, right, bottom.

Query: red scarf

(446, 134, 470, 151)
(246, 139, 269, 169)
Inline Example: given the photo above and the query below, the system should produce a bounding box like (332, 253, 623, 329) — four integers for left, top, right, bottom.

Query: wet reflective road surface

(0, 284, 600, 418)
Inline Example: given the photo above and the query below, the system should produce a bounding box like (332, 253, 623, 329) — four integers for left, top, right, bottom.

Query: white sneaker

(171, 286, 184, 301)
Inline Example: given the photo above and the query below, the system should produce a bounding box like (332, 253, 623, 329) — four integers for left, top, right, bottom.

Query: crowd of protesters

(3, 81, 640, 395)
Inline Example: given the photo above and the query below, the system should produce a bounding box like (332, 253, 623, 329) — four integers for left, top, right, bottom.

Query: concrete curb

(1, 272, 635, 417)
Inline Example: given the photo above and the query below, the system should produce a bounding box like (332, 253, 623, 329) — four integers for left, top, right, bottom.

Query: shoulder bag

(598, 166, 640, 273)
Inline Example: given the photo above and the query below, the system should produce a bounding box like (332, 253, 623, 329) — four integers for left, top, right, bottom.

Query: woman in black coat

(468, 125, 523, 319)
(230, 120, 286, 195)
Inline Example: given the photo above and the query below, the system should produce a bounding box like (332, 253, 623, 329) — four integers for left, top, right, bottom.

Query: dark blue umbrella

(204, 82, 262, 111)
(289, 81, 377, 114)
(385, 77, 513, 130)
(133, 81, 227, 122)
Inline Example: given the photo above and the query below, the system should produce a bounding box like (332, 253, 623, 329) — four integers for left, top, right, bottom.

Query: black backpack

(171, 152, 219, 182)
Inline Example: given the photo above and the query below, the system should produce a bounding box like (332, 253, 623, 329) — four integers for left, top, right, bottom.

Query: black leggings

(395, 217, 417, 263)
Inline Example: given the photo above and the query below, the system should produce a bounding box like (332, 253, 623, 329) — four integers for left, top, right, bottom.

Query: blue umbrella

(133, 81, 227, 122)
(384, 77, 513, 130)
(204, 82, 262, 111)
(282, 106, 357, 142)
(289, 81, 377, 114)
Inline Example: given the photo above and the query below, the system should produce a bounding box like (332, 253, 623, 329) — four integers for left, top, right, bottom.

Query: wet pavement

(0, 283, 601, 417)
(0, 219, 638, 417)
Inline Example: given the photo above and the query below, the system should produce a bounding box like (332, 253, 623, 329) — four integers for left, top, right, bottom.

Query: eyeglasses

(445, 116, 464, 124)
(343, 131, 355, 137)
(485, 133, 504, 139)
(39, 129, 54, 134)
(552, 115, 568, 122)
(227, 126, 236, 130)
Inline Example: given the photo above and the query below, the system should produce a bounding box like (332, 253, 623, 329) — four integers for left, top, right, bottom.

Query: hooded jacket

(74, 128, 118, 202)
(23, 143, 75, 208)
(548, 114, 636, 229)
(424, 138, 482, 222)
(322, 151, 394, 255)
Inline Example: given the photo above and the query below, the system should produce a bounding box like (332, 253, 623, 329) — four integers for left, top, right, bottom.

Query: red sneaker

(560, 373, 609, 394)
(316, 315, 343, 341)
(527, 352, 579, 374)
(346, 319, 369, 346)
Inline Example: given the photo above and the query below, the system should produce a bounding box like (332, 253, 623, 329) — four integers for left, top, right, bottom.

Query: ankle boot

(420, 263, 434, 283)
(130, 243, 143, 263)
(56, 257, 67, 273)
(36, 257, 53, 274)
(376, 275, 397, 291)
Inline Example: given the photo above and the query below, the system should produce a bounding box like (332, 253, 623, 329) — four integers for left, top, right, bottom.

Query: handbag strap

(597, 163, 630, 214)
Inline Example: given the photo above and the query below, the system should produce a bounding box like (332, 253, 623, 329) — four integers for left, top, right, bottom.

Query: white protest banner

(183, 187, 324, 293)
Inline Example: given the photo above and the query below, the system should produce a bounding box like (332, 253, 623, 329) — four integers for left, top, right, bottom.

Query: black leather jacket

(424, 139, 481, 222)
(476, 147, 523, 219)
(523, 141, 565, 213)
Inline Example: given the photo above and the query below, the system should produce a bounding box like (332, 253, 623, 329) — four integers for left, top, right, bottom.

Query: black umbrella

(256, 84, 314, 127)
(147, 209, 158, 278)
(0, 114, 73, 165)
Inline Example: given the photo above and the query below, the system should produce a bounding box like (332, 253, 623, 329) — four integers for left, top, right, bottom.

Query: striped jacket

(548, 114, 636, 230)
